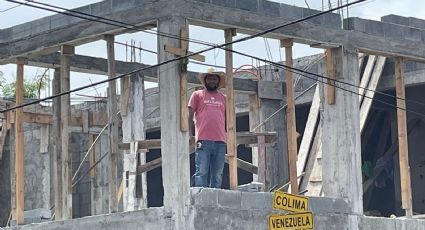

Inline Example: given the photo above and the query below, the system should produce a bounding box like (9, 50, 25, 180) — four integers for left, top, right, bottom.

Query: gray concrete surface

(3, 189, 425, 230)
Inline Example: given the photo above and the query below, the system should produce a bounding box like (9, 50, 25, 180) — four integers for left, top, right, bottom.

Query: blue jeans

(193, 140, 226, 188)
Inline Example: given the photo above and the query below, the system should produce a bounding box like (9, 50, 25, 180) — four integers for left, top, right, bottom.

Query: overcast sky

(0, 0, 424, 100)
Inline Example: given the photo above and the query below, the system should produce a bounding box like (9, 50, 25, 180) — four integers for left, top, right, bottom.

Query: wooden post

(394, 57, 413, 218)
(60, 45, 74, 219)
(105, 35, 119, 213)
(52, 68, 63, 220)
(14, 58, 26, 224)
(180, 28, 189, 132)
(325, 49, 336, 105)
(249, 94, 260, 182)
(225, 28, 237, 190)
(281, 39, 298, 194)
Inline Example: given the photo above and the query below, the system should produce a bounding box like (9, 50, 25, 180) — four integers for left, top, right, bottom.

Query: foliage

(0, 71, 49, 99)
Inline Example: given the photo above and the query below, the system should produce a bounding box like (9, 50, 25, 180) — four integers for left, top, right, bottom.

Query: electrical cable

(9, 0, 425, 119)
(1, 0, 368, 113)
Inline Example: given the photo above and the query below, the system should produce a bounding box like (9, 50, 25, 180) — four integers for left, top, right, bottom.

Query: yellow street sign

(273, 191, 309, 213)
(269, 212, 314, 230)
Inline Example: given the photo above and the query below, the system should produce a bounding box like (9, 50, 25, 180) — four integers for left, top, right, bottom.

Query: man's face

(205, 74, 220, 91)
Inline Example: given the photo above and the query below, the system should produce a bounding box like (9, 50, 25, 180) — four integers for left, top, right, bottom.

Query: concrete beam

(24, 53, 260, 94)
(2, 0, 425, 62)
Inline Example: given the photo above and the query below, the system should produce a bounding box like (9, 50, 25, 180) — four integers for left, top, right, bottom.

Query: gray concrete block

(259, 0, 280, 17)
(31, 17, 51, 37)
(112, 0, 136, 11)
(90, 0, 112, 16)
(12, 23, 32, 39)
(0, 28, 11, 43)
(308, 196, 351, 214)
(235, 0, 257, 12)
(383, 23, 404, 40)
(409, 17, 425, 30)
(280, 4, 302, 21)
(211, 0, 235, 7)
(191, 187, 218, 207)
(359, 216, 396, 230)
(312, 214, 349, 230)
(403, 27, 422, 42)
(344, 17, 365, 32)
(240, 191, 272, 210)
(217, 189, 242, 209)
(302, 8, 323, 25)
(381, 14, 409, 26)
(364, 20, 385, 37)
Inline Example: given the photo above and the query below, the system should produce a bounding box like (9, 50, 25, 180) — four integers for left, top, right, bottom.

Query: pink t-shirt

(188, 89, 226, 143)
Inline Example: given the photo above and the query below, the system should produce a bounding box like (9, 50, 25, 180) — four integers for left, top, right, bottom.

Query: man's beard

(205, 84, 218, 91)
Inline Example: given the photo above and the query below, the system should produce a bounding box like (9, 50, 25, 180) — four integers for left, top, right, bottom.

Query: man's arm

(188, 107, 195, 136)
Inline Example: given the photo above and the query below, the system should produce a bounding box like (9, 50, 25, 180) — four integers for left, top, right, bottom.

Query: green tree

(0, 70, 49, 99)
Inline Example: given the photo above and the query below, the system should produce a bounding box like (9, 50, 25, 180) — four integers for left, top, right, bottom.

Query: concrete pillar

(320, 47, 363, 214)
(158, 16, 190, 230)
(52, 68, 63, 220)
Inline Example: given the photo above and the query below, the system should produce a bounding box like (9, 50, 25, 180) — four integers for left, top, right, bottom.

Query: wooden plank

(120, 76, 130, 116)
(358, 55, 377, 103)
(136, 151, 258, 175)
(60, 45, 73, 219)
(225, 28, 238, 190)
(88, 135, 95, 178)
(360, 56, 386, 133)
(180, 28, 189, 132)
(394, 57, 413, 218)
(281, 38, 298, 194)
(52, 68, 62, 220)
(105, 35, 119, 213)
(325, 49, 335, 105)
(296, 84, 319, 188)
(249, 94, 260, 181)
(14, 58, 25, 224)
(257, 135, 266, 184)
(164, 44, 205, 62)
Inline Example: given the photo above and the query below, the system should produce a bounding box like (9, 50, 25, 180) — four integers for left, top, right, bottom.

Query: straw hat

(197, 68, 226, 89)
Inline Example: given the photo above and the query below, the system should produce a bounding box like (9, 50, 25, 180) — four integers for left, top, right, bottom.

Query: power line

(1, 0, 368, 113)
(9, 0, 425, 118)
(25, 0, 423, 108)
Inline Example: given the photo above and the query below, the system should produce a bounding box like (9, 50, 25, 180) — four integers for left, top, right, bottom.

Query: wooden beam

(296, 84, 319, 189)
(136, 151, 258, 175)
(14, 57, 26, 224)
(52, 68, 62, 220)
(180, 28, 189, 132)
(60, 45, 73, 219)
(120, 76, 130, 117)
(105, 35, 119, 213)
(394, 57, 413, 218)
(281, 38, 298, 194)
(225, 28, 238, 190)
(88, 135, 95, 179)
(325, 49, 336, 105)
(358, 55, 377, 104)
(164, 44, 205, 62)
(360, 56, 386, 133)
(249, 94, 260, 181)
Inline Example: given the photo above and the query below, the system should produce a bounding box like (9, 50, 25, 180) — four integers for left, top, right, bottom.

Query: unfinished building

(0, 0, 425, 229)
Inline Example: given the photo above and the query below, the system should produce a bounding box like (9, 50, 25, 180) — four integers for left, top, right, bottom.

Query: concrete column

(52, 68, 62, 220)
(158, 16, 190, 230)
(320, 47, 363, 214)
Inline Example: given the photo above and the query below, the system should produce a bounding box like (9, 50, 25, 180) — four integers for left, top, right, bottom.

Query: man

(188, 68, 227, 188)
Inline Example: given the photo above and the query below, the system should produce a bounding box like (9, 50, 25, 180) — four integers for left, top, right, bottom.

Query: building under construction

(0, 0, 425, 229)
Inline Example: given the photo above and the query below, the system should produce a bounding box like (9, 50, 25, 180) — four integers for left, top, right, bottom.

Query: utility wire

(10, 0, 425, 117)
(0, 0, 368, 114)
(21, 0, 423, 108)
